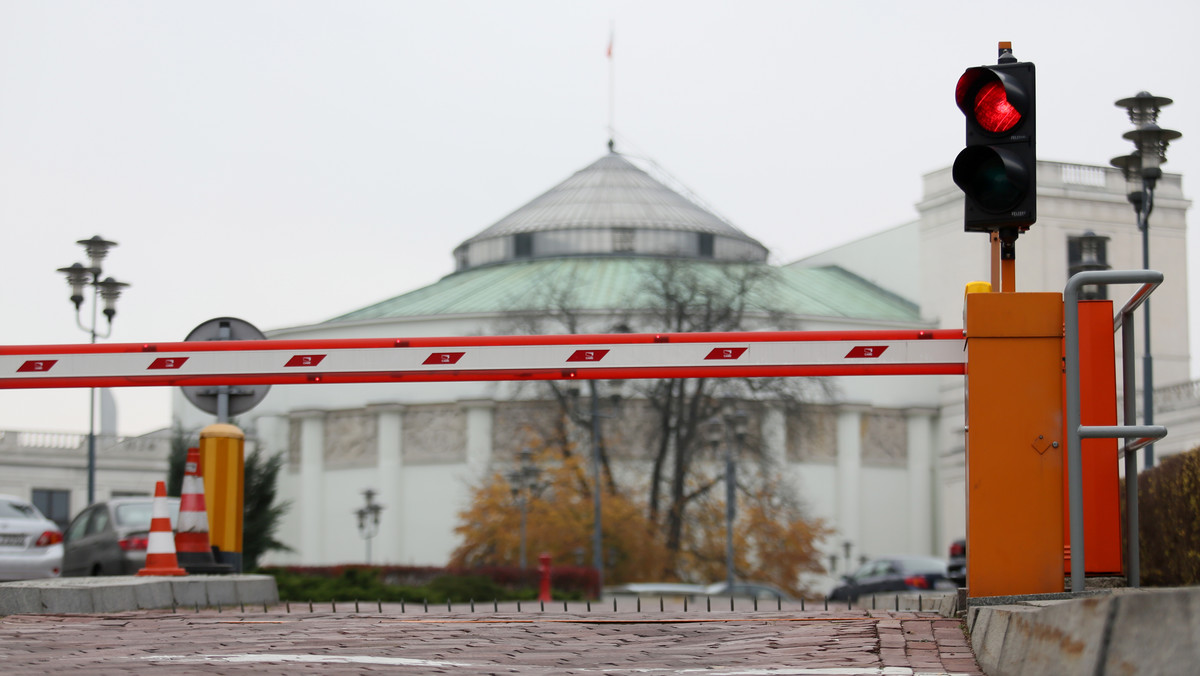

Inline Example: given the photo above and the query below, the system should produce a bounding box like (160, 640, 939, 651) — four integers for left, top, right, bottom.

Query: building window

(1068, 232, 1110, 300)
(698, 233, 714, 258)
(31, 489, 70, 531)
(514, 232, 533, 258)
(613, 228, 635, 253)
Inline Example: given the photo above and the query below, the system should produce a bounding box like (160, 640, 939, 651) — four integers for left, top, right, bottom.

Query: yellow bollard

(198, 423, 245, 573)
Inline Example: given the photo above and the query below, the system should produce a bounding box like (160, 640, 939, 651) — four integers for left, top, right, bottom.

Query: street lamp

(568, 381, 622, 598)
(706, 407, 748, 589)
(1110, 91, 1182, 469)
(57, 235, 130, 506)
(506, 447, 544, 569)
(355, 488, 384, 564)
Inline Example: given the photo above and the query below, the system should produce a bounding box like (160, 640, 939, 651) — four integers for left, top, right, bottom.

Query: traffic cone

(175, 447, 233, 574)
(137, 480, 187, 576)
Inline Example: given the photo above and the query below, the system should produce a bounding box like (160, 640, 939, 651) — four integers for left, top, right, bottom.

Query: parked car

(62, 497, 180, 576)
(828, 555, 955, 601)
(0, 494, 64, 581)
(699, 581, 796, 602)
(603, 582, 706, 600)
(947, 538, 966, 587)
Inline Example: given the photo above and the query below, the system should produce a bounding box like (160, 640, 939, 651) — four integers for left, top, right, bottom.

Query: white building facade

(174, 150, 951, 579)
(797, 160, 1193, 548)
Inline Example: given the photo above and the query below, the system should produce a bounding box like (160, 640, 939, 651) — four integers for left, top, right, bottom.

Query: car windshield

(0, 499, 39, 520)
(114, 501, 180, 529)
(897, 557, 948, 574)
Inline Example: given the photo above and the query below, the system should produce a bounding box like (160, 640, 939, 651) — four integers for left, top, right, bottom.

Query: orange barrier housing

(1064, 300, 1123, 575)
(965, 291, 1065, 598)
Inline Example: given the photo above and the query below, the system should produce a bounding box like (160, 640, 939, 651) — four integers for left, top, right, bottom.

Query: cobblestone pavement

(0, 603, 984, 675)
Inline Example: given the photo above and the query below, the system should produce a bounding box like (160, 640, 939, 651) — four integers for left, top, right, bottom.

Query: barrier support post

(199, 423, 245, 573)
(964, 289, 1065, 597)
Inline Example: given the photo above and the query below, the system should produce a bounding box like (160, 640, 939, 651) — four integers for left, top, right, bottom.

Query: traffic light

(953, 44, 1036, 234)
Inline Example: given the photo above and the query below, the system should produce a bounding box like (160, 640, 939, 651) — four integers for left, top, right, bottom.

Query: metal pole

(1123, 317, 1140, 587)
(725, 439, 736, 589)
(519, 491, 528, 570)
(590, 384, 604, 597)
(1140, 181, 1155, 469)
(86, 280, 99, 506)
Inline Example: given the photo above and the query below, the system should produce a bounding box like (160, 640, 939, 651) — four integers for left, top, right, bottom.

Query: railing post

(1065, 269, 1166, 593)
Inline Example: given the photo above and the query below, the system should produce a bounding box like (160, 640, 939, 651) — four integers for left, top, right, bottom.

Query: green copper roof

(327, 257, 921, 325)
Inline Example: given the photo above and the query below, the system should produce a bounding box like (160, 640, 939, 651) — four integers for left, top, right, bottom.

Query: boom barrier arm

(0, 329, 966, 390)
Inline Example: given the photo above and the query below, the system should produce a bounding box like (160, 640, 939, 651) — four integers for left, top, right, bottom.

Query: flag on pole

(607, 29, 613, 59)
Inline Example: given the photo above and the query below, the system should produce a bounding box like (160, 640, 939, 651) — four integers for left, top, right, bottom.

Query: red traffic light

(953, 58, 1036, 233)
(956, 67, 1029, 136)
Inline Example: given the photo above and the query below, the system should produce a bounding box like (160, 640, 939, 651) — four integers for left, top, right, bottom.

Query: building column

(460, 399, 495, 481)
(906, 407, 937, 556)
(836, 406, 865, 566)
(761, 404, 787, 467)
(369, 403, 405, 564)
(293, 410, 326, 563)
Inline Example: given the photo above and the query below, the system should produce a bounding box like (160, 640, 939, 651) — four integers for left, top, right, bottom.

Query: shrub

(261, 564, 592, 603)
(1134, 447, 1200, 586)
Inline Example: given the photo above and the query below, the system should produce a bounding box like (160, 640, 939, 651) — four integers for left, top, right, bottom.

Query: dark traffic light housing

(953, 46, 1036, 234)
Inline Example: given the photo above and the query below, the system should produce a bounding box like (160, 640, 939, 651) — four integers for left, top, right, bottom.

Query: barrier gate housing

(0, 272, 1165, 597)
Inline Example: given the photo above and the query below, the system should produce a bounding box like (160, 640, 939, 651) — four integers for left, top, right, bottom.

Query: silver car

(62, 497, 180, 576)
(0, 494, 64, 581)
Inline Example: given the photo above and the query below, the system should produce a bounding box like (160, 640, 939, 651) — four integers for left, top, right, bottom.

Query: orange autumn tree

(450, 444, 669, 584)
(675, 464, 829, 597)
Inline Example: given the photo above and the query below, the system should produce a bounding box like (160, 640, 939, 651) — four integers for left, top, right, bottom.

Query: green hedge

(1134, 447, 1200, 586)
(261, 564, 596, 603)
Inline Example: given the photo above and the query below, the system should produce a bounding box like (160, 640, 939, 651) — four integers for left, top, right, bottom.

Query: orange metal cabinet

(964, 291, 1065, 598)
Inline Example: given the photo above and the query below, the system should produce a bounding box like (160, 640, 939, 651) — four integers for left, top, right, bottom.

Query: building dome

(452, 149, 769, 271)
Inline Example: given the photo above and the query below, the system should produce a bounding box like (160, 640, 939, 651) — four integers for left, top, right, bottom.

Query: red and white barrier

(0, 329, 965, 390)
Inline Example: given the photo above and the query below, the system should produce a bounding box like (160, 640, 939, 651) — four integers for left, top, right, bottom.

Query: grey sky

(1, 1, 1197, 435)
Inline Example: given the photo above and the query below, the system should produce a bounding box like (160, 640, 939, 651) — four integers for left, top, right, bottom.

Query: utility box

(964, 291, 1065, 598)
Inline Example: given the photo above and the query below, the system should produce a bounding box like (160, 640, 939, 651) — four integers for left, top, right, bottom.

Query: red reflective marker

(567, 350, 609, 362)
(423, 352, 465, 365)
(17, 360, 57, 373)
(285, 355, 327, 367)
(845, 346, 889, 359)
(148, 357, 188, 370)
(705, 347, 747, 360)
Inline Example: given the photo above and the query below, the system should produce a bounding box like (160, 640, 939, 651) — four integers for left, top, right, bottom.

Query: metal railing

(1064, 269, 1168, 593)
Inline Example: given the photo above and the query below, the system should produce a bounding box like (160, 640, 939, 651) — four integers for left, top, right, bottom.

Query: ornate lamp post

(506, 448, 544, 569)
(1110, 92, 1182, 469)
(57, 235, 130, 506)
(568, 381, 622, 598)
(706, 407, 748, 589)
(355, 488, 384, 564)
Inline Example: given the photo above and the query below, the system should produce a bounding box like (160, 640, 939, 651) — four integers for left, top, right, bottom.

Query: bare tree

(501, 258, 824, 579)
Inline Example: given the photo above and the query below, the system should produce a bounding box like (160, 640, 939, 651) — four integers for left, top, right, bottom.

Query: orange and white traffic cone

(136, 480, 187, 576)
(175, 447, 232, 574)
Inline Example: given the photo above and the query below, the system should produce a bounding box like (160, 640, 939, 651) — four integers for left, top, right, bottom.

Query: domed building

(174, 147, 948, 576)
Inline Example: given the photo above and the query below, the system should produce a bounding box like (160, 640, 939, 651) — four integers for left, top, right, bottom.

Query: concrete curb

(967, 587, 1200, 675)
(0, 575, 278, 615)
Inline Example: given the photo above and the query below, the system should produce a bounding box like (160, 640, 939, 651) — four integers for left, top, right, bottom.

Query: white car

(0, 494, 64, 581)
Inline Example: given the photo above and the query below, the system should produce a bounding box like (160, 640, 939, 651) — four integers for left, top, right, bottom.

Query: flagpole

(607, 24, 615, 145)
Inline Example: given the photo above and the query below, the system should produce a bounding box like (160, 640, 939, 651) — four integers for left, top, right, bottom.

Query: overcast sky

(2, 1, 1198, 436)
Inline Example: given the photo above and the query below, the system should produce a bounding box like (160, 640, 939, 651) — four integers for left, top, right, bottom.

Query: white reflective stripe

(176, 511, 209, 532)
(139, 654, 930, 674)
(151, 499, 172, 520)
(147, 530, 177, 552)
